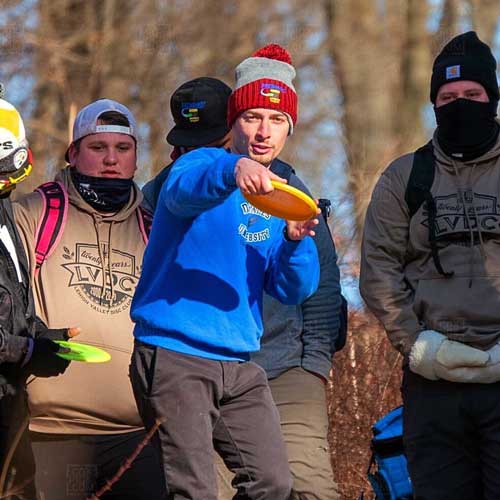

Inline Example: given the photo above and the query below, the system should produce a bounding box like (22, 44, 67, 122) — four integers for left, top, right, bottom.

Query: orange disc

(243, 181, 317, 221)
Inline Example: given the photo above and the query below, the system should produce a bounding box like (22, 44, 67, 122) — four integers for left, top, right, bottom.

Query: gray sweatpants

(129, 340, 292, 500)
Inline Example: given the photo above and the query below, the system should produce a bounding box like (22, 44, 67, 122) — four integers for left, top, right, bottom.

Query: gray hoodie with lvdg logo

(360, 131, 500, 356)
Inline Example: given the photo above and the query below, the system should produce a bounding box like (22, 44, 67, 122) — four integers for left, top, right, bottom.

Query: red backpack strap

(34, 181, 68, 276)
(137, 206, 153, 244)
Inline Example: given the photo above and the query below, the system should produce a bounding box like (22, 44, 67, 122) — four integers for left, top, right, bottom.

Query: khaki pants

(30, 429, 166, 500)
(217, 367, 340, 500)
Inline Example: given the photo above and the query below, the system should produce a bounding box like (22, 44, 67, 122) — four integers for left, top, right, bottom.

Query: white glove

(436, 339, 489, 368)
(434, 342, 500, 384)
(409, 330, 446, 380)
(409, 330, 489, 381)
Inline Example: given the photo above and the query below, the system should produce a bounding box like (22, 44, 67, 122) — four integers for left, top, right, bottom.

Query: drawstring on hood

(93, 212, 120, 307)
(108, 221, 115, 303)
(449, 159, 487, 287)
(93, 216, 107, 306)
(426, 132, 500, 284)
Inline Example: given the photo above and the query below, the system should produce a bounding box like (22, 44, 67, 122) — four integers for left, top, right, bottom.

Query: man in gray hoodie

(361, 32, 500, 500)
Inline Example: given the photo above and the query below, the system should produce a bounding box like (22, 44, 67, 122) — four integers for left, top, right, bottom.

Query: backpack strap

(404, 142, 453, 278)
(404, 141, 435, 219)
(318, 198, 348, 352)
(34, 184, 153, 275)
(137, 206, 153, 244)
(34, 181, 68, 277)
(425, 190, 454, 278)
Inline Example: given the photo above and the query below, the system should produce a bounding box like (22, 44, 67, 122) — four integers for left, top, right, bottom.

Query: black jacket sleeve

(0, 327, 28, 364)
(289, 174, 342, 379)
(142, 163, 174, 213)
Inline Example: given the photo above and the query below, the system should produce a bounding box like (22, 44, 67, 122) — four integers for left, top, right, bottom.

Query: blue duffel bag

(363, 406, 413, 500)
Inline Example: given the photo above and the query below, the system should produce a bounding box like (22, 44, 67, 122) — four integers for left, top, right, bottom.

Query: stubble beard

(248, 150, 274, 167)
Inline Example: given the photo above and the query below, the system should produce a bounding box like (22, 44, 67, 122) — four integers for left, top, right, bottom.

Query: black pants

(130, 340, 292, 500)
(402, 368, 500, 500)
(30, 429, 166, 500)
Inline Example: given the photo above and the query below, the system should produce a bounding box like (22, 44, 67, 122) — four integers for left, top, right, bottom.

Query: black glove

(23, 337, 70, 378)
(37, 328, 71, 342)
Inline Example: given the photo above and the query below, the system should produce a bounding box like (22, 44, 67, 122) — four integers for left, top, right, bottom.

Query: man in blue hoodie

(130, 44, 320, 500)
(144, 72, 342, 500)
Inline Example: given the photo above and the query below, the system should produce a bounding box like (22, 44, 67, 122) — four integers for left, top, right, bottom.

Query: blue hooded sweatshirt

(131, 147, 319, 361)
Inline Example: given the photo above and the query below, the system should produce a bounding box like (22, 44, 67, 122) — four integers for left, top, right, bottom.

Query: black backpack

(404, 141, 453, 278)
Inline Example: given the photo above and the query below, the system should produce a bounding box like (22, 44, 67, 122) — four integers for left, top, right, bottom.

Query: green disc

(54, 341, 111, 363)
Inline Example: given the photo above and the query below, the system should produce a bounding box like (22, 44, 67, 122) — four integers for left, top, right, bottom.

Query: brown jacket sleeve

(359, 154, 422, 355)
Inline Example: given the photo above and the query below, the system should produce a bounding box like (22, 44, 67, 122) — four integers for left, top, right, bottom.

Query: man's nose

(104, 147, 118, 164)
(256, 119, 271, 139)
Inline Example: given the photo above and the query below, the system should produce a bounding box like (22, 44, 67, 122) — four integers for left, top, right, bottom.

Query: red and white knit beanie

(227, 44, 297, 134)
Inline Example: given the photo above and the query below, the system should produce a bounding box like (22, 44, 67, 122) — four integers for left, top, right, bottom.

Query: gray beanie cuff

(235, 57, 296, 91)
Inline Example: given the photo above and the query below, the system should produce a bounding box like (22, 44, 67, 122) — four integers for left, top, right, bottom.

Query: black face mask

(70, 169, 133, 212)
(435, 98, 499, 161)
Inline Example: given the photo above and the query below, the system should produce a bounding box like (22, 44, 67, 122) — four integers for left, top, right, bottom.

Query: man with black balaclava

(360, 32, 500, 499)
(13, 99, 166, 500)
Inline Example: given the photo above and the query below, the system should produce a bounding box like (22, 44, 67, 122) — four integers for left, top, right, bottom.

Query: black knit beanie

(430, 31, 499, 103)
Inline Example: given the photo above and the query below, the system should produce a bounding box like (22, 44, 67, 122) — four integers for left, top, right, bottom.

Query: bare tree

(324, 0, 425, 239)
(466, 0, 500, 45)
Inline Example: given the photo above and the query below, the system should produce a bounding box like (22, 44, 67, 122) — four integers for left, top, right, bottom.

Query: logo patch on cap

(446, 65, 461, 80)
(260, 83, 286, 104)
(13, 148, 28, 170)
(181, 101, 206, 123)
(95, 125, 132, 136)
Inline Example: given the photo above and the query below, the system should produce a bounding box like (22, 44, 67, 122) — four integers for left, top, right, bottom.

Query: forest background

(1, 0, 499, 497)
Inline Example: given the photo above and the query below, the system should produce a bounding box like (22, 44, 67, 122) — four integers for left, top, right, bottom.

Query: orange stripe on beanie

(227, 44, 298, 133)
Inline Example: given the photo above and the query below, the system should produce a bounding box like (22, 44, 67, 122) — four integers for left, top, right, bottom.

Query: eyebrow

(87, 140, 133, 146)
(440, 87, 483, 96)
(244, 112, 286, 119)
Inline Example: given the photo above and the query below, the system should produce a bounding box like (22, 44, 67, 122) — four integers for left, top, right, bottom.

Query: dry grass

(328, 307, 403, 499)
